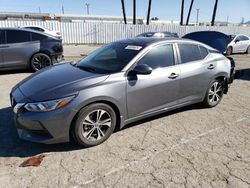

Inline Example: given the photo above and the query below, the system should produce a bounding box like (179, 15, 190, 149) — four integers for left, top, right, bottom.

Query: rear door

(126, 43, 181, 118)
(240, 35, 250, 52)
(177, 43, 211, 103)
(2, 29, 39, 68)
(233, 36, 244, 53)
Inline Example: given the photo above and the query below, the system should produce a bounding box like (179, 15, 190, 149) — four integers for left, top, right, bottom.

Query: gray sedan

(11, 34, 234, 147)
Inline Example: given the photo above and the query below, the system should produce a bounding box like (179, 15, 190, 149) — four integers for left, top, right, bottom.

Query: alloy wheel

(32, 54, 51, 71)
(81, 109, 112, 141)
(208, 81, 223, 105)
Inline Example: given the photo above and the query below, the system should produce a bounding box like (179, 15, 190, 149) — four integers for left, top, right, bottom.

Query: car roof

(115, 37, 191, 47)
(0, 27, 58, 39)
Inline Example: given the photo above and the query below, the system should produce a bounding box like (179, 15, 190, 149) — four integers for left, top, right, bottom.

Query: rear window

(6, 30, 31, 44)
(199, 46, 209, 59)
(31, 33, 48, 41)
(178, 43, 202, 64)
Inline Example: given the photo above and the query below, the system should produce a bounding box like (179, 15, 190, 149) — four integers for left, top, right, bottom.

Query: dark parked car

(0, 28, 63, 71)
(11, 32, 234, 147)
(136, 32, 179, 38)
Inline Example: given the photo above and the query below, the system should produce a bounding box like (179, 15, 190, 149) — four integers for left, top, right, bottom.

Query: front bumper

(11, 92, 78, 144)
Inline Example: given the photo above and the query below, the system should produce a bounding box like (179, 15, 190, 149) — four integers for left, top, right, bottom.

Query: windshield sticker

(125, 45, 142, 50)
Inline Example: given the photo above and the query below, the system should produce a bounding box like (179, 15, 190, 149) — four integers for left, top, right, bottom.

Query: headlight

(24, 96, 75, 112)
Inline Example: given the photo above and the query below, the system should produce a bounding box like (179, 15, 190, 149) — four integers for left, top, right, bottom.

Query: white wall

(0, 20, 250, 44)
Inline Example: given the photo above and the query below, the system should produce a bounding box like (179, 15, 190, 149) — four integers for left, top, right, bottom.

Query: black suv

(0, 28, 63, 71)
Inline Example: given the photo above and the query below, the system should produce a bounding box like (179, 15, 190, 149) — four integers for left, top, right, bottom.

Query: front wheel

(226, 47, 232, 56)
(203, 80, 224, 108)
(30, 53, 52, 71)
(72, 103, 117, 147)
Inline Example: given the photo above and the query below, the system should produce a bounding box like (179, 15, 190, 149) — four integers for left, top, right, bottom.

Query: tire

(226, 47, 232, 56)
(30, 53, 52, 71)
(72, 103, 117, 147)
(203, 80, 224, 108)
(246, 46, 250, 54)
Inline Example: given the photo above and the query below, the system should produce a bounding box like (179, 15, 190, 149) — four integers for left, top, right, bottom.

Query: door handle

(208, 64, 215, 69)
(168, 73, 179, 79)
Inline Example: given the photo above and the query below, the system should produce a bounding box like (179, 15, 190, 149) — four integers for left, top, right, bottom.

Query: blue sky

(0, 0, 249, 23)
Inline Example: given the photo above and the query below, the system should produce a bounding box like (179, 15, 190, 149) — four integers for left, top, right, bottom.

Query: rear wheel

(72, 103, 116, 147)
(203, 80, 224, 108)
(30, 53, 52, 71)
(226, 47, 232, 56)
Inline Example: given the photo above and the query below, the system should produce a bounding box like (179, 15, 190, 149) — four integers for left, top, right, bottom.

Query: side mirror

(131, 64, 152, 75)
(235, 39, 240, 43)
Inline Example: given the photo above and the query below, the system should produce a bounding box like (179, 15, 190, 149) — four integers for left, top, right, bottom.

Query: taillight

(56, 32, 61, 36)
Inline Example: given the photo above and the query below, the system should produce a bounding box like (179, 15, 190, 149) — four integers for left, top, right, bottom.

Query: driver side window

(138, 44, 175, 69)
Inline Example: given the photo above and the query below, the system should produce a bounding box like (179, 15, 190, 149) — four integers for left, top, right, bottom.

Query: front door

(126, 44, 180, 118)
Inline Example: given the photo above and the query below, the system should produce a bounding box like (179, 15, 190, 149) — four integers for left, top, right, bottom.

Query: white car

(226, 34, 250, 55)
(21, 26, 62, 39)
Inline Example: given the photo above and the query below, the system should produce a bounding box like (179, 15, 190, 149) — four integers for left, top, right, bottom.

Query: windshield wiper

(77, 65, 96, 73)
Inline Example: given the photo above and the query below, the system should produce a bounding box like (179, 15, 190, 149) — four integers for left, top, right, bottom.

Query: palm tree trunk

(121, 0, 127, 24)
(180, 0, 185, 25)
(211, 0, 218, 26)
(186, 0, 194, 25)
(133, 0, 136, 24)
(146, 0, 152, 25)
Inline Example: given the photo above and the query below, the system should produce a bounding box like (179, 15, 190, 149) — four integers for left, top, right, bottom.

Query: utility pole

(186, 0, 194, 25)
(226, 16, 229, 25)
(211, 0, 218, 26)
(85, 3, 90, 15)
(133, 0, 136, 24)
(146, 0, 152, 25)
(196, 8, 199, 26)
(62, 5, 65, 14)
(180, 0, 185, 25)
(121, 0, 127, 24)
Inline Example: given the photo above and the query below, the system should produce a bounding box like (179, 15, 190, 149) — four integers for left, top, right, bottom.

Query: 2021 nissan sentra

(10, 31, 235, 147)
(0, 28, 63, 71)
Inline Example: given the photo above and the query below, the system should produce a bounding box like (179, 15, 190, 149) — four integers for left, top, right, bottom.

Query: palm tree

(133, 0, 136, 24)
(186, 0, 194, 25)
(180, 0, 185, 25)
(211, 0, 218, 26)
(121, 0, 127, 24)
(146, 0, 152, 25)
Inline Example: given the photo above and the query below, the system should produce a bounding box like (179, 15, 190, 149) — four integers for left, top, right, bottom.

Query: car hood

(17, 63, 109, 101)
(183, 31, 229, 53)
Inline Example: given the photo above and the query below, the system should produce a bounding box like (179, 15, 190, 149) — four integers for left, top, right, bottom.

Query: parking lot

(0, 45, 250, 188)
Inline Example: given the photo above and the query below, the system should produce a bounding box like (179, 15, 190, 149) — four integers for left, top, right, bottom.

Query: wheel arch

(69, 99, 123, 142)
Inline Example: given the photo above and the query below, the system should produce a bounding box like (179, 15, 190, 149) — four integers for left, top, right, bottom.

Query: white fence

(0, 20, 250, 44)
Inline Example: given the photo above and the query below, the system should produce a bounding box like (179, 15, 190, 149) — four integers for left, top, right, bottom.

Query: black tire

(72, 103, 117, 147)
(30, 53, 52, 71)
(203, 80, 224, 108)
(246, 46, 250, 54)
(226, 47, 232, 56)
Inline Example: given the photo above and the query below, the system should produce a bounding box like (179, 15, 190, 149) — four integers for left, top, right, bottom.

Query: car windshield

(77, 42, 144, 74)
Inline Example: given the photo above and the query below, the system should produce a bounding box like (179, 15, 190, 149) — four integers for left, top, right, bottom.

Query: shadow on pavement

(0, 69, 31, 75)
(0, 103, 205, 158)
(234, 68, 250, 81)
(0, 107, 82, 158)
